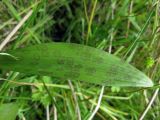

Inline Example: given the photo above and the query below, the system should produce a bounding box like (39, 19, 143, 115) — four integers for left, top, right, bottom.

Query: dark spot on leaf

(63, 72, 80, 79)
(85, 67, 96, 75)
(38, 70, 53, 76)
(57, 59, 65, 65)
(74, 64, 83, 69)
(65, 58, 74, 67)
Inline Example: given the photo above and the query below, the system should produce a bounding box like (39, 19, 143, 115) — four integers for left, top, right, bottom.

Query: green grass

(0, 0, 160, 120)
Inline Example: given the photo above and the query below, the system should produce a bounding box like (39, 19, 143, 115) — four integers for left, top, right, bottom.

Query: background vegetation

(0, 0, 160, 119)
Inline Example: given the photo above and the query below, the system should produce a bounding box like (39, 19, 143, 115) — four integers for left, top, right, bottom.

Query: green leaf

(0, 43, 153, 87)
(0, 103, 19, 120)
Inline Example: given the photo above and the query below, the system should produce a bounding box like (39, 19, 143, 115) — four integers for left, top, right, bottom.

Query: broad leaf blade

(0, 43, 153, 87)
(0, 103, 19, 120)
